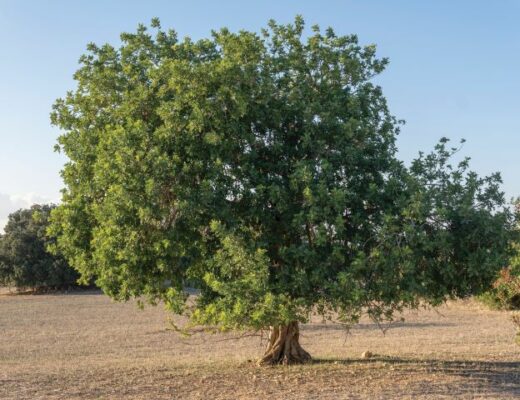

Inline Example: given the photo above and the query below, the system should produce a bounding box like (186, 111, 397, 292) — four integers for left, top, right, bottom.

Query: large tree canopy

(49, 17, 515, 364)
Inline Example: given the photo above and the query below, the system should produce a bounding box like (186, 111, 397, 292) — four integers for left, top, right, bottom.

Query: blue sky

(1, 0, 519, 230)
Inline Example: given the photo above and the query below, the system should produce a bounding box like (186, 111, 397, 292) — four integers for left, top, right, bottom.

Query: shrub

(478, 267, 520, 310)
(479, 205, 520, 310)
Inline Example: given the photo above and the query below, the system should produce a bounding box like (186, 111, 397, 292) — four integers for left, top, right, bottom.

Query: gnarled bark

(258, 321, 311, 365)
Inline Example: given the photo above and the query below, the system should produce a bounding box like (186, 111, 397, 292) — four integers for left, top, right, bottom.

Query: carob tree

(48, 17, 515, 365)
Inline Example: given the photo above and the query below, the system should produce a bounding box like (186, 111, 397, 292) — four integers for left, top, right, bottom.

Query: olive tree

(49, 17, 514, 364)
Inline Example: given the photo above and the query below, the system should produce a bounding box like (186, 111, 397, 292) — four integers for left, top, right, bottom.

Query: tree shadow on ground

(313, 357, 520, 397)
(301, 321, 455, 332)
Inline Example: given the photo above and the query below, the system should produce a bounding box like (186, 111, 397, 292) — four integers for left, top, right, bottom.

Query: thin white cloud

(0, 192, 58, 233)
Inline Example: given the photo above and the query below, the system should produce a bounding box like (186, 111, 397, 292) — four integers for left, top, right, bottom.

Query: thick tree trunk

(258, 321, 311, 365)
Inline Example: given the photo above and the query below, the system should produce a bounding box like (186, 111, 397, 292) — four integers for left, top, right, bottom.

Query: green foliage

(49, 17, 516, 332)
(479, 245, 520, 310)
(0, 205, 79, 290)
(478, 200, 520, 310)
(478, 269, 520, 310)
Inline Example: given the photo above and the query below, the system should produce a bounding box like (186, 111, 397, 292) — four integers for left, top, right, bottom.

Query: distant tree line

(0, 204, 81, 291)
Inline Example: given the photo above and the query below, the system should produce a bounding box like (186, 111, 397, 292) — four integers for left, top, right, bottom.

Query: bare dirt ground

(1, 289, 519, 399)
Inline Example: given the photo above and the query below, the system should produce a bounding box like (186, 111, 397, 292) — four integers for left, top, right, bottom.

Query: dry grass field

(1, 289, 519, 399)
